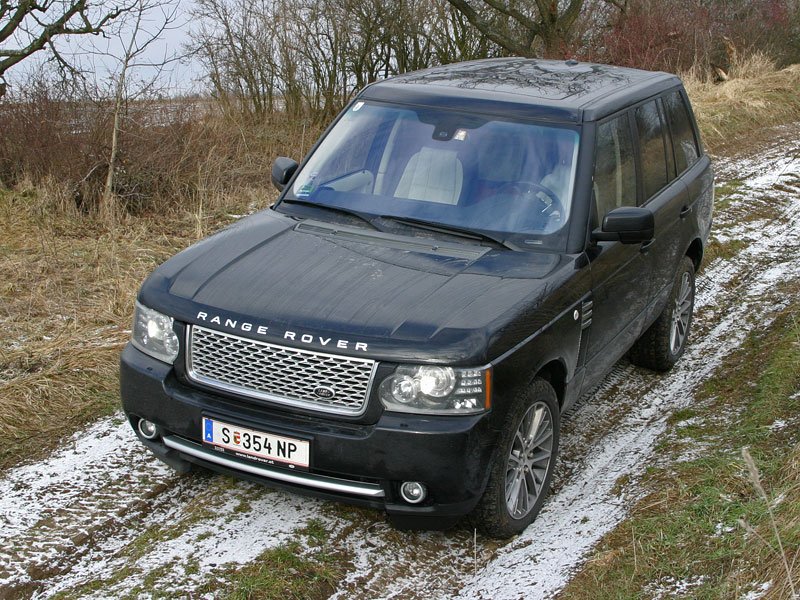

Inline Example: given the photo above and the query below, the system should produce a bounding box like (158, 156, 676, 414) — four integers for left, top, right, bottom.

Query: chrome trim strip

(186, 326, 378, 417)
(163, 435, 385, 498)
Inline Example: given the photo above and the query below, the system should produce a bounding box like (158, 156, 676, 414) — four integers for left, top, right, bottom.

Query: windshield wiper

(281, 198, 381, 230)
(378, 215, 515, 250)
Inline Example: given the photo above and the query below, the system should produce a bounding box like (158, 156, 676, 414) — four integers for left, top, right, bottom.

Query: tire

(629, 256, 696, 372)
(475, 378, 560, 538)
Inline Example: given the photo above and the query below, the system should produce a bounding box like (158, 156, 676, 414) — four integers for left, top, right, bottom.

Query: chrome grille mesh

(187, 326, 376, 415)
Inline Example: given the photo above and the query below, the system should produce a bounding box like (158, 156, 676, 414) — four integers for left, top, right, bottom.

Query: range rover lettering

(121, 58, 713, 537)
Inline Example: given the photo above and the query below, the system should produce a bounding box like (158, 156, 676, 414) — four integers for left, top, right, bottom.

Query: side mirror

(593, 206, 654, 244)
(271, 157, 299, 191)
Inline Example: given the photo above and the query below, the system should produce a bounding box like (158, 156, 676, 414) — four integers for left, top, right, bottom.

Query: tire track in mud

(0, 129, 798, 599)
(0, 418, 180, 597)
(0, 416, 339, 597)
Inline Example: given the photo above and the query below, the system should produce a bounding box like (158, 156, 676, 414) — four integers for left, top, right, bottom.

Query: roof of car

(359, 58, 682, 123)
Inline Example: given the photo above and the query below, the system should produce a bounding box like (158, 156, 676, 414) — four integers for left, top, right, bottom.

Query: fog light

(400, 481, 427, 504)
(138, 418, 159, 440)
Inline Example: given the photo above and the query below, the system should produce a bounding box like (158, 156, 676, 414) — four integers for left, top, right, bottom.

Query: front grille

(187, 326, 376, 416)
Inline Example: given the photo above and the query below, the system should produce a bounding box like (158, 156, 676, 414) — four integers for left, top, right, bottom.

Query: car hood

(139, 210, 570, 363)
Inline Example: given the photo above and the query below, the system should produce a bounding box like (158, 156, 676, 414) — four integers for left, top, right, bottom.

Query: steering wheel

(497, 181, 564, 220)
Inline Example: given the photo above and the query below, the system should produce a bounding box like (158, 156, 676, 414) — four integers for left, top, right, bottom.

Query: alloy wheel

(505, 401, 554, 519)
(669, 271, 693, 355)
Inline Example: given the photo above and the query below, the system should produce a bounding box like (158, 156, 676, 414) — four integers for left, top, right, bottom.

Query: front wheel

(475, 378, 560, 538)
(629, 256, 696, 372)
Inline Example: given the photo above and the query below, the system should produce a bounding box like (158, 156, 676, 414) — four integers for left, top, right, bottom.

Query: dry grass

(0, 185, 261, 470)
(740, 447, 799, 600)
(0, 89, 314, 216)
(684, 54, 800, 155)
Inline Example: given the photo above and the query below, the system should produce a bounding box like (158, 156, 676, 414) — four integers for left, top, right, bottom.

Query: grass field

(684, 55, 800, 155)
(0, 189, 257, 470)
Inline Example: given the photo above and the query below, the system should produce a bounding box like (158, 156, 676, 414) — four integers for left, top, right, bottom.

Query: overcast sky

(4, 1, 204, 95)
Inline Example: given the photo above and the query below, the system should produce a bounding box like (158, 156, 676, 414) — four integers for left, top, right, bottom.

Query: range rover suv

(121, 58, 713, 537)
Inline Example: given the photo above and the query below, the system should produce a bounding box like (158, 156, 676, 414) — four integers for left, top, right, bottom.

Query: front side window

(283, 101, 581, 249)
(593, 114, 636, 225)
(635, 100, 669, 200)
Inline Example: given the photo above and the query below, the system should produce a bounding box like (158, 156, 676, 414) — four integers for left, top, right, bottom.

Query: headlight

(131, 301, 179, 364)
(379, 365, 491, 414)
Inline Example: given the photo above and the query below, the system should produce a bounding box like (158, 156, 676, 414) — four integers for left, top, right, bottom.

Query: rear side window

(663, 90, 700, 173)
(594, 114, 636, 224)
(635, 100, 669, 200)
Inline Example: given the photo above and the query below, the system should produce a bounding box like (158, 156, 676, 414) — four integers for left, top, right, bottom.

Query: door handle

(679, 205, 691, 219)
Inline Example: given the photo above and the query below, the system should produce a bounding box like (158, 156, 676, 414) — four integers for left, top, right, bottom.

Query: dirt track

(1, 126, 799, 599)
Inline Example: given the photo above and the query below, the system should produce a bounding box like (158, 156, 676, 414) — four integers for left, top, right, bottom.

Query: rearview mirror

(592, 206, 654, 244)
(271, 157, 299, 191)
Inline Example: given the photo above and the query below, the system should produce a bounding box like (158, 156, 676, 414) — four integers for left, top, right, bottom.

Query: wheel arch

(533, 359, 567, 408)
(686, 237, 703, 271)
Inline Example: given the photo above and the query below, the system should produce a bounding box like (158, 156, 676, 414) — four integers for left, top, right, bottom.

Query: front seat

(394, 146, 463, 204)
(474, 130, 526, 202)
(540, 136, 574, 202)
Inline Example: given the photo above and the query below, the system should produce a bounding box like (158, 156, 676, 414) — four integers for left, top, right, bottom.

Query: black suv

(121, 58, 713, 537)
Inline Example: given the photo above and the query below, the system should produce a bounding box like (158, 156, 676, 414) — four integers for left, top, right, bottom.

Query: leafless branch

(445, 0, 588, 56)
(0, 1, 136, 97)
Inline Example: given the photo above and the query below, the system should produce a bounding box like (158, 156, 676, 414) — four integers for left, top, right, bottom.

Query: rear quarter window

(663, 90, 700, 174)
(635, 100, 669, 200)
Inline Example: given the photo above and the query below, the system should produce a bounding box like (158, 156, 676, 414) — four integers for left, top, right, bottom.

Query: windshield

(282, 101, 580, 249)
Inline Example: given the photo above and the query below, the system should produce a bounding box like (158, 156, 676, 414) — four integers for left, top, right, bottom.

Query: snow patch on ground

(769, 419, 788, 432)
(646, 575, 708, 599)
(67, 486, 331, 598)
(0, 418, 160, 539)
(740, 581, 773, 600)
(329, 523, 477, 600)
(0, 416, 330, 596)
(714, 522, 736, 537)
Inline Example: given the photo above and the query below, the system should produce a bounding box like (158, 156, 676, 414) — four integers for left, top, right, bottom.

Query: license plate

(202, 417, 310, 470)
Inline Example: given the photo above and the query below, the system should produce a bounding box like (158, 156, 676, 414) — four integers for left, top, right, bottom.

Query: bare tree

(88, 0, 180, 220)
(192, 0, 281, 118)
(190, 0, 499, 123)
(444, 0, 585, 56)
(0, 1, 137, 98)
(429, 0, 501, 64)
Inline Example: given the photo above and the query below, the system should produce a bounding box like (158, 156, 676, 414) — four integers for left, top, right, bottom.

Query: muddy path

(1, 127, 799, 599)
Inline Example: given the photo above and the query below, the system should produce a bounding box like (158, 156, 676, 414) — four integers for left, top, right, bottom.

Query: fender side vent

(581, 300, 593, 330)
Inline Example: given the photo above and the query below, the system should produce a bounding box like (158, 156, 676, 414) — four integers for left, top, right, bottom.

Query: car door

(583, 111, 653, 387)
(634, 97, 690, 315)
(649, 89, 712, 307)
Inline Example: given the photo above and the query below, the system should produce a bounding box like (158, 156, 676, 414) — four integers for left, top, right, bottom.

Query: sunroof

(390, 59, 643, 102)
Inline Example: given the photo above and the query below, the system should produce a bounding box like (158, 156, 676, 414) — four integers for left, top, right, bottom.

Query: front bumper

(120, 343, 498, 519)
